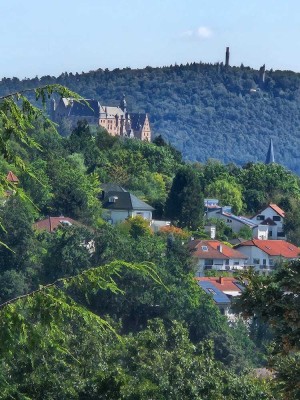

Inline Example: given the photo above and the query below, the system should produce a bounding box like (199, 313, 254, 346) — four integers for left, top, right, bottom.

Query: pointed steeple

(265, 138, 275, 164)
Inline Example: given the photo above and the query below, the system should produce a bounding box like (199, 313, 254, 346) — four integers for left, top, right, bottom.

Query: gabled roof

(268, 204, 285, 218)
(130, 113, 147, 131)
(101, 183, 127, 195)
(195, 277, 244, 294)
(103, 191, 154, 211)
(252, 203, 285, 219)
(197, 280, 231, 304)
(260, 217, 277, 226)
(235, 239, 299, 258)
(33, 216, 79, 233)
(189, 240, 248, 260)
(6, 171, 19, 183)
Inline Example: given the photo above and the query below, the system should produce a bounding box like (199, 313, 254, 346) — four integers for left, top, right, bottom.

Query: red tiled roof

(195, 277, 243, 293)
(269, 203, 285, 218)
(6, 171, 19, 183)
(33, 216, 78, 233)
(189, 239, 248, 260)
(235, 239, 300, 258)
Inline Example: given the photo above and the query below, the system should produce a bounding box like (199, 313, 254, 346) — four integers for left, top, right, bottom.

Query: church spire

(265, 138, 275, 164)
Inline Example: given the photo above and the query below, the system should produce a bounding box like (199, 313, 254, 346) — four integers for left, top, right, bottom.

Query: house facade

(189, 239, 248, 276)
(102, 189, 154, 225)
(52, 96, 151, 141)
(235, 239, 299, 274)
(251, 204, 286, 240)
(207, 206, 269, 240)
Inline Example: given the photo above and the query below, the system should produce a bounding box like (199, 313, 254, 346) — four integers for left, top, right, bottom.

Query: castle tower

(265, 138, 275, 164)
(225, 47, 230, 67)
(119, 94, 127, 113)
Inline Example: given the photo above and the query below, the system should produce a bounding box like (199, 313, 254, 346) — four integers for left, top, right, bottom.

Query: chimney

(225, 47, 230, 67)
(217, 244, 223, 253)
(219, 276, 224, 285)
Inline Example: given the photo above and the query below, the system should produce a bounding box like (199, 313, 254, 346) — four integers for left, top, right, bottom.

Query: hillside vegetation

(1, 62, 300, 172)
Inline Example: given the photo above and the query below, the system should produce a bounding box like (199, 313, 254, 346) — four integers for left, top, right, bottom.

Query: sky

(1, 0, 300, 79)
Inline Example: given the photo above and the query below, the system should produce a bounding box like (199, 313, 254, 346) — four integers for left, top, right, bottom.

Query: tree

(206, 178, 244, 214)
(165, 166, 204, 229)
(235, 261, 300, 399)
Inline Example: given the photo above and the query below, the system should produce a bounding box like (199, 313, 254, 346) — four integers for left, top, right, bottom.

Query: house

(206, 205, 269, 240)
(33, 216, 95, 253)
(234, 239, 299, 274)
(251, 203, 286, 240)
(188, 239, 248, 276)
(102, 189, 154, 224)
(52, 95, 151, 141)
(33, 216, 79, 233)
(6, 171, 19, 185)
(195, 276, 244, 316)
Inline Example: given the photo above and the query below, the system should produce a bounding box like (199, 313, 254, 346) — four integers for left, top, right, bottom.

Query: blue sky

(1, 0, 299, 79)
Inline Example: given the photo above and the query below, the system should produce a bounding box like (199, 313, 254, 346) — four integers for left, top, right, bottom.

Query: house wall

(236, 245, 282, 274)
(131, 210, 152, 221)
(252, 225, 268, 240)
(252, 206, 285, 240)
(195, 257, 247, 276)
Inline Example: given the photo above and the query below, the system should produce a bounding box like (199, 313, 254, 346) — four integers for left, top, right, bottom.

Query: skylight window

(202, 246, 208, 251)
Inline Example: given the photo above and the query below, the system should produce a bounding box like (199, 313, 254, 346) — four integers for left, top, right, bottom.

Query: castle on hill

(51, 95, 151, 141)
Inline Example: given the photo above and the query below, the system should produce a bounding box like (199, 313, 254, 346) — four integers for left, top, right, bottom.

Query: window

(207, 288, 216, 295)
(234, 261, 240, 265)
(269, 259, 274, 266)
(273, 216, 281, 221)
(263, 259, 267, 266)
(269, 230, 272, 237)
(253, 258, 260, 265)
(202, 246, 208, 251)
(257, 215, 265, 220)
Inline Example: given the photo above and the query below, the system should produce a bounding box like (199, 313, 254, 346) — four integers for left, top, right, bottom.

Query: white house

(189, 239, 248, 277)
(251, 204, 286, 240)
(234, 239, 299, 274)
(102, 191, 154, 224)
(207, 207, 269, 240)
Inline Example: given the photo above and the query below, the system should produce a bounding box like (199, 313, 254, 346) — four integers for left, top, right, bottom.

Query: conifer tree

(165, 166, 203, 230)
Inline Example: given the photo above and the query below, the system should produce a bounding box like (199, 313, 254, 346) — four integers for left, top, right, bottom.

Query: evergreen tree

(165, 166, 204, 230)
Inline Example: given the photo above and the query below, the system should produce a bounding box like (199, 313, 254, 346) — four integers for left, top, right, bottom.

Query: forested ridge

(1, 62, 300, 172)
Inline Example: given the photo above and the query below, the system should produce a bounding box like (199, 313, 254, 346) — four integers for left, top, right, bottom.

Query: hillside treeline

(1, 62, 300, 172)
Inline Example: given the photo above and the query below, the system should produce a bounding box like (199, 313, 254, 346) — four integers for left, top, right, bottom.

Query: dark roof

(101, 183, 127, 194)
(69, 99, 100, 117)
(197, 281, 231, 305)
(130, 113, 147, 130)
(103, 191, 154, 211)
(260, 217, 276, 226)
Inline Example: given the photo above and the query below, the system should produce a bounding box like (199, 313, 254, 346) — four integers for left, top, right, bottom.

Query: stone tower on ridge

(225, 47, 230, 67)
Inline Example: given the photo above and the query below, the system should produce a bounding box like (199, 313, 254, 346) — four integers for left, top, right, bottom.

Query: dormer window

(108, 196, 118, 203)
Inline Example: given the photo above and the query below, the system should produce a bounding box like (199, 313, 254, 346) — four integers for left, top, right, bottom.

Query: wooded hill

(1, 62, 300, 173)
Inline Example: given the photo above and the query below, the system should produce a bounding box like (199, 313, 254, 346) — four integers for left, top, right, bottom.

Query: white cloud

(196, 26, 213, 39)
(180, 26, 213, 40)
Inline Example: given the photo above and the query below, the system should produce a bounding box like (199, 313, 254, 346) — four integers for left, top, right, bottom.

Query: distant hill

(1, 62, 300, 173)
